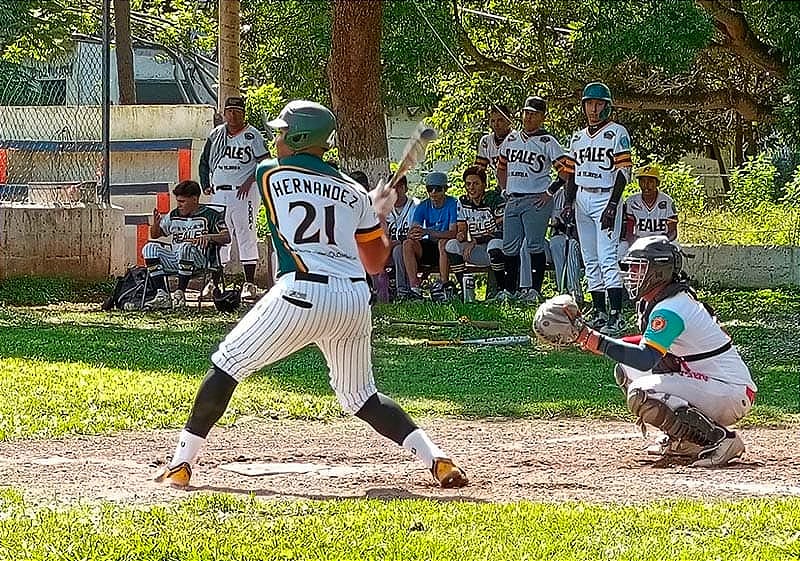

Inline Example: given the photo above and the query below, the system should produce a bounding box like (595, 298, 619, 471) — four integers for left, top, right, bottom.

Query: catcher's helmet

(637, 164, 661, 183)
(621, 235, 683, 299)
(582, 82, 613, 121)
(267, 100, 336, 151)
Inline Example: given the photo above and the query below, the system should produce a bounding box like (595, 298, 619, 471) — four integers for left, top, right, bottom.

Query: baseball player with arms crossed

(497, 96, 570, 301)
(199, 96, 269, 300)
(154, 100, 468, 490)
(570, 236, 756, 466)
(561, 82, 631, 334)
(619, 164, 678, 259)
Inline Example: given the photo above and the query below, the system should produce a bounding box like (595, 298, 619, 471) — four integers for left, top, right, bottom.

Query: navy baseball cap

(523, 96, 547, 113)
(224, 96, 246, 112)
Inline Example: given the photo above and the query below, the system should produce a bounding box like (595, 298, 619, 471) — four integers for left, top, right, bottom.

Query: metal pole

(101, 0, 111, 204)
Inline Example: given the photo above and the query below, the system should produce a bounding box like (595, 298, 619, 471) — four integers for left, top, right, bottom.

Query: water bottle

(462, 273, 476, 302)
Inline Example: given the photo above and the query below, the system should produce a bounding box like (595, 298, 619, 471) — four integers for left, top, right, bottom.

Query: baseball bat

(425, 335, 531, 347)
(390, 318, 500, 329)
(388, 123, 438, 188)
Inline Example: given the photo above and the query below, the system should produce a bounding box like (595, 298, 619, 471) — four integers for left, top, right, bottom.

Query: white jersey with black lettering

(386, 197, 419, 241)
(476, 132, 511, 171)
(210, 125, 269, 188)
(624, 191, 678, 239)
(567, 122, 632, 189)
(258, 155, 382, 279)
(498, 129, 568, 194)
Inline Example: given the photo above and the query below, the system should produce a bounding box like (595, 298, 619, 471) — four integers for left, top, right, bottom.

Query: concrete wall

(683, 245, 800, 288)
(0, 205, 125, 280)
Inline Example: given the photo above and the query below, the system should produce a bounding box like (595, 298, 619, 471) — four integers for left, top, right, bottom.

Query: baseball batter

(562, 82, 631, 334)
(619, 165, 678, 259)
(573, 236, 756, 466)
(199, 96, 269, 300)
(155, 100, 468, 490)
(497, 96, 569, 300)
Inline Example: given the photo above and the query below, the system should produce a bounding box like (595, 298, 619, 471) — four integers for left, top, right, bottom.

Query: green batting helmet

(582, 82, 613, 121)
(267, 100, 336, 151)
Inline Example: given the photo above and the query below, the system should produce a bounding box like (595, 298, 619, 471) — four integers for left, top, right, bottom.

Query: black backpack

(101, 266, 158, 311)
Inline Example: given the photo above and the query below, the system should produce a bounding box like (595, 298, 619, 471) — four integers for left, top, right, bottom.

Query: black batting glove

(600, 200, 618, 231)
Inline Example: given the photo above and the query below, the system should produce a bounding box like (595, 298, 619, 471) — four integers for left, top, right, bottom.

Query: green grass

(0, 490, 798, 560)
(0, 288, 797, 440)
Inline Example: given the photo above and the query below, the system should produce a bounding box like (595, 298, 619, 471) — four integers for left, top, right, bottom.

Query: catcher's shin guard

(627, 389, 726, 446)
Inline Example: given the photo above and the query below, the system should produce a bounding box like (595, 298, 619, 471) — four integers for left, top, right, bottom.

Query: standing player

(619, 164, 679, 259)
(497, 96, 569, 301)
(475, 104, 513, 184)
(199, 96, 269, 300)
(571, 236, 755, 466)
(154, 100, 468, 490)
(561, 82, 632, 333)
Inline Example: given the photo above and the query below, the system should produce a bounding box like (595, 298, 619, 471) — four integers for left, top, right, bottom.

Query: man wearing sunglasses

(402, 172, 458, 300)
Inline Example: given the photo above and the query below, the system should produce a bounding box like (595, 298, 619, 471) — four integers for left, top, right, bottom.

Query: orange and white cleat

(153, 461, 192, 489)
(431, 457, 468, 488)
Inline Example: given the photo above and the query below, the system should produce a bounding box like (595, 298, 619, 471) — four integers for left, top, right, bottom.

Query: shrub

(728, 154, 779, 212)
(660, 162, 706, 214)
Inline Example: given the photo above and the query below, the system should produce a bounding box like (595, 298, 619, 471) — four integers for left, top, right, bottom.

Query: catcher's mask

(266, 100, 336, 152)
(213, 287, 241, 313)
(582, 82, 613, 122)
(621, 235, 683, 299)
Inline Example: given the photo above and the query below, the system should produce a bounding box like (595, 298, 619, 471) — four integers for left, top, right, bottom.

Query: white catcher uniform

(618, 291, 756, 426)
(211, 154, 382, 414)
(564, 122, 632, 291)
(619, 191, 678, 259)
(208, 124, 269, 266)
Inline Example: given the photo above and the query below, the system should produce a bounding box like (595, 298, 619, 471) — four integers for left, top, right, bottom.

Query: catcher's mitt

(532, 294, 584, 346)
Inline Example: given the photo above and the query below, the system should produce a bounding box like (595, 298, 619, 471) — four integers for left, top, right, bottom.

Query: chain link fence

(0, 38, 105, 206)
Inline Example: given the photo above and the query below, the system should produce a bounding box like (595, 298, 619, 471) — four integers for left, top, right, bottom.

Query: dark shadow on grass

(195, 483, 488, 503)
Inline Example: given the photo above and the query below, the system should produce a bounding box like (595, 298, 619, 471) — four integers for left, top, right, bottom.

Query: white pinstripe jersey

(497, 129, 568, 194)
(257, 155, 383, 278)
(624, 191, 678, 238)
(564, 121, 632, 188)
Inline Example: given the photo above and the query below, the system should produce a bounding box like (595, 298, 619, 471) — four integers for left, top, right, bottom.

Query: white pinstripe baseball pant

(142, 242, 209, 273)
(211, 271, 377, 414)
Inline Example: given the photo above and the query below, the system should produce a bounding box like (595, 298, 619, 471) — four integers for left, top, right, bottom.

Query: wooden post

(218, 0, 241, 112)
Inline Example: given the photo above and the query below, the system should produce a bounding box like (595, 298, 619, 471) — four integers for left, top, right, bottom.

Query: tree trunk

(218, 0, 240, 114)
(329, 0, 389, 186)
(113, 0, 135, 104)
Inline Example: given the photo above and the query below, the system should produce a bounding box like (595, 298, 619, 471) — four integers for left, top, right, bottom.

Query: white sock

(171, 430, 206, 466)
(402, 428, 445, 469)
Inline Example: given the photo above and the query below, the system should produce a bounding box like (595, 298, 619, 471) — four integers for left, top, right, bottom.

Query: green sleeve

(643, 308, 685, 353)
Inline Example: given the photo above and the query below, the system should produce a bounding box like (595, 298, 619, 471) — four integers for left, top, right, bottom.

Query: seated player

(142, 180, 231, 309)
(547, 188, 584, 305)
(401, 172, 458, 301)
(385, 176, 420, 300)
(575, 236, 756, 466)
(444, 166, 506, 298)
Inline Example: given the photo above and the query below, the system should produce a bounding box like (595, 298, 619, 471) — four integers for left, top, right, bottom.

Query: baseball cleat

(172, 289, 186, 309)
(153, 461, 192, 488)
(691, 432, 745, 467)
(431, 457, 468, 488)
(201, 281, 217, 299)
(600, 313, 626, 335)
(646, 434, 703, 458)
(144, 289, 172, 310)
(240, 282, 258, 300)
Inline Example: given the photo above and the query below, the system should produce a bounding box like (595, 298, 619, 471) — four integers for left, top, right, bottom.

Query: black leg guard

(504, 254, 520, 293)
(608, 287, 626, 314)
(185, 365, 239, 438)
(627, 389, 726, 446)
(489, 248, 506, 290)
(530, 252, 547, 293)
(355, 392, 418, 445)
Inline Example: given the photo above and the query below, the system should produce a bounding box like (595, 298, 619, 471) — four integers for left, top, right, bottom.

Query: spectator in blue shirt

(401, 172, 458, 300)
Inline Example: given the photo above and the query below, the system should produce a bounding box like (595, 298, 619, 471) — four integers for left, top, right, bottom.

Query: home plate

(219, 462, 364, 477)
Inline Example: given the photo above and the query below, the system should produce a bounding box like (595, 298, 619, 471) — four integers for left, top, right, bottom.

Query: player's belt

(507, 192, 540, 198)
(580, 186, 613, 193)
(214, 184, 234, 190)
(294, 271, 366, 284)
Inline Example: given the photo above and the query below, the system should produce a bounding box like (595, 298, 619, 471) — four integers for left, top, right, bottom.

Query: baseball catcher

(534, 236, 756, 467)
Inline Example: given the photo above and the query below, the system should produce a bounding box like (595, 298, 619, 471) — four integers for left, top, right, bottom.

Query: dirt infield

(1, 418, 798, 506)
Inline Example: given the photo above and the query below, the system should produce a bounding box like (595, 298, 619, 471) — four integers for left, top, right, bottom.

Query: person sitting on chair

(143, 180, 231, 309)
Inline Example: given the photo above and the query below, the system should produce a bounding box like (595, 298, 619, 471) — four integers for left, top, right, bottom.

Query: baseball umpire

(155, 100, 468, 490)
(561, 82, 631, 334)
(199, 96, 269, 300)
